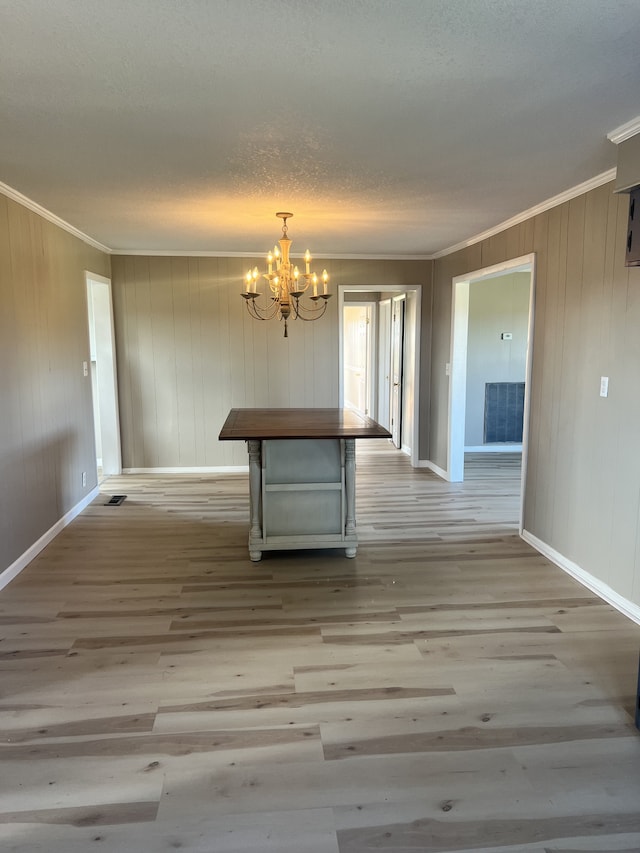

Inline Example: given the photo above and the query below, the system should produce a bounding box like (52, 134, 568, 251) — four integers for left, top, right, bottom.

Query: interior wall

(0, 194, 111, 576)
(111, 256, 431, 470)
(465, 272, 530, 446)
(430, 182, 640, 609)
(344, 291, 381, 303)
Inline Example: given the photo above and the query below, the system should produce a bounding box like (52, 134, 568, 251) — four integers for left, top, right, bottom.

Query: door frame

(338, 284, 421, 467)
(448, 253, 536, 531)
(85, 271, 122, 477)
(390, 294, 406, 449)
(377, 298, 392, 431)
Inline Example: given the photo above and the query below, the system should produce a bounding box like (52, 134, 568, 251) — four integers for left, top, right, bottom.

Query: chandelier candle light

(242, 212, 330, 337)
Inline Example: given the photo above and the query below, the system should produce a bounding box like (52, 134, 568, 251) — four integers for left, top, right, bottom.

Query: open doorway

(339, 285, 421, 466)
(343, 302, 376, 418)
(85, 272, 122, 480)
(448, 254, 535, 527)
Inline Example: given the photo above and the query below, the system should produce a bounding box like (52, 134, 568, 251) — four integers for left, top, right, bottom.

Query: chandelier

(241, 212, 330, 337)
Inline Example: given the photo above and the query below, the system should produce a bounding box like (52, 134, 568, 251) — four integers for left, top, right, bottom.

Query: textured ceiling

(1, 0, 639, 256)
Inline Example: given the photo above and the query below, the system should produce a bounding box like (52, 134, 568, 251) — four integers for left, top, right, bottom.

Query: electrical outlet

(82, 471, 87, 488)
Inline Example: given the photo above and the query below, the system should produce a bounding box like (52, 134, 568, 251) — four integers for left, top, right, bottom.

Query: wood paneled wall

(111, 256, 431, 470)
(431, 182, 640, 608)
(0, 195, 110, 574)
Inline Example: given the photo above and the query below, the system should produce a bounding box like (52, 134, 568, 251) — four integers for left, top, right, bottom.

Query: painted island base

(247, 437, 357, 561)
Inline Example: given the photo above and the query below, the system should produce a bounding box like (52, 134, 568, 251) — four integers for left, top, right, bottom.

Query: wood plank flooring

(1, 443, 639, 852)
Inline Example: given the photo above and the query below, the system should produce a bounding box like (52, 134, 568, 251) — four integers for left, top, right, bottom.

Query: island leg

(247, 440, 263, 560)
(344, 438, 357, 557)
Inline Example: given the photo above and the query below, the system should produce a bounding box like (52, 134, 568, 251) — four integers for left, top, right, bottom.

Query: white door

(343, 304, 373, 416)
(377, 299, 392, 429)
(86, 274, 122, 477)
(390, 296, 405, 449)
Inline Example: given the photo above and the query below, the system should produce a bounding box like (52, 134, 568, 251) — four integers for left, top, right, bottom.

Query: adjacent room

(2, 2, 640, 851)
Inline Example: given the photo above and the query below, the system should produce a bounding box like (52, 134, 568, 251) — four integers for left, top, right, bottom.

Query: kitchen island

(219, 408, 391, 560)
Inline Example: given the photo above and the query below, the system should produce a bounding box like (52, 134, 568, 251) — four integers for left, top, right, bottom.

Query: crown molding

(109, 248, 433, 260)
(432, 168, 617, 260)
(0, 181, 111, 253)
(110, 249, 288, 257)
(607, 115, 640, 144)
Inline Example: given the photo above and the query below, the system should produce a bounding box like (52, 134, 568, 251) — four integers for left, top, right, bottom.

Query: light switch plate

(600, 376, 609, 397)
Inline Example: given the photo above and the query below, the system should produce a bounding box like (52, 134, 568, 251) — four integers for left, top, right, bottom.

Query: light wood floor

(1, 443, 639, 852)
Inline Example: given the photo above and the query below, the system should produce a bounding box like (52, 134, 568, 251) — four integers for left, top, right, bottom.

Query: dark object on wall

(484, 382, 525, 444)
(611, 130, 640, 265)
(626, 187, 640, 267)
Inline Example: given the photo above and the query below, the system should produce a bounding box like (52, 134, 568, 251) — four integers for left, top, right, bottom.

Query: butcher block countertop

(218, 408, 391, 441)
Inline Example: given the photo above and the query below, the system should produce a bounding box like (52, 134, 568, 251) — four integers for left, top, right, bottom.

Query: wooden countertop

(218, 408, 392, 440)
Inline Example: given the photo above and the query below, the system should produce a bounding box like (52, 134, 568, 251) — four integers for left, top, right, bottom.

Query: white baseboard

(122, 466, 249, 474)
(416, 459, 449, 480)
(465, 444, 523, 453)
(522, 529, 640, 626)
(0, 486, 100, 591)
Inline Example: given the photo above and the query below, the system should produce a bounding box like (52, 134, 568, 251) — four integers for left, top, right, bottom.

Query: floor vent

(105, 495, 127, 506)
(484, 382, 525, 443)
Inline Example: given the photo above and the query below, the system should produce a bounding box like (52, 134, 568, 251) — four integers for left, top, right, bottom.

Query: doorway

(448, 254, 535, 528)
(338, 285, 421, 466)
(343, 302, 375, 418)
(85, 272, 122, 479)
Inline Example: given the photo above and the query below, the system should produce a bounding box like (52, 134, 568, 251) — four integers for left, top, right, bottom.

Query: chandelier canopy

(241, 212, 330, 337)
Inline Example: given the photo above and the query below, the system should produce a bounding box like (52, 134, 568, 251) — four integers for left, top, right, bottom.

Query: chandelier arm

(244, 296, 281, 321)
(291, 296, 331, 321)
